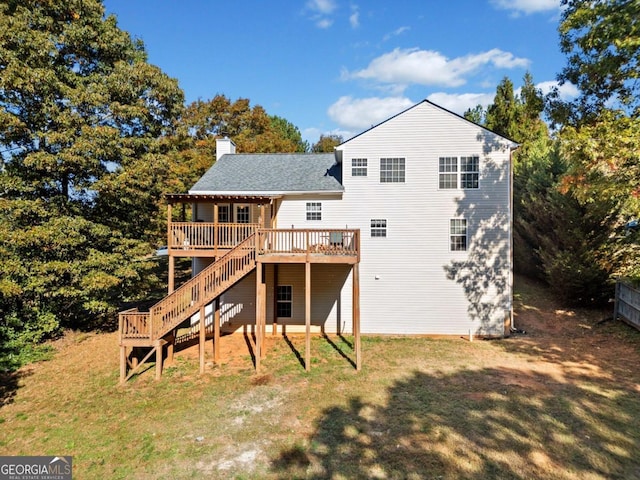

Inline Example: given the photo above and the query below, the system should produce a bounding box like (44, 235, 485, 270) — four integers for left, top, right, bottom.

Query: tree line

(464, 0, 640, 307)
(1, 0, 638, 367)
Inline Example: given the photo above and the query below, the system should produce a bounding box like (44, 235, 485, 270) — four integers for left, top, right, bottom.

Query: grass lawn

(1, 277, 640, 479)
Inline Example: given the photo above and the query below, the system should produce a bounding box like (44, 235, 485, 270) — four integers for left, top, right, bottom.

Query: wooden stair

(118, 233, 257, 382)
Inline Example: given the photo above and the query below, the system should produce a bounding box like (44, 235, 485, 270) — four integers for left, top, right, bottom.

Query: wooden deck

(119, 227, 360, 383)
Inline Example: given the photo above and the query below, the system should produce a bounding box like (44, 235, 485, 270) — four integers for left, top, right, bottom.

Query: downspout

(508, 143, 520, 334)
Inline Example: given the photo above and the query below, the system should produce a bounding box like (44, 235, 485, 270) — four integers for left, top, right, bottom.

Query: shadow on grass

(271, 365, 640, 479)
(282, 334, 305, 370)
(0, 370, 30, 408)
(321, 333, 356, 369)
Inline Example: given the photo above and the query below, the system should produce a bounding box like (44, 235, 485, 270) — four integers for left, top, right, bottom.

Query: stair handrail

(148, 232, 257, 340)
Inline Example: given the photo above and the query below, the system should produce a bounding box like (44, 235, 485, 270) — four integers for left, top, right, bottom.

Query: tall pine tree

(0, 0, 183, 364)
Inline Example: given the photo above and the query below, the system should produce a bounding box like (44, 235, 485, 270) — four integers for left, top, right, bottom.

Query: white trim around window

(306, 202, 321, 221)
(450, 218, 467, 251)
(371, 219, 387, 237)
(380, 158, 405, 183)
(352, 158, 368, 177)
(439, 156, 479, 189)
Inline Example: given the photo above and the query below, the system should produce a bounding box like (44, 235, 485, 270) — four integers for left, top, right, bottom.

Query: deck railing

(258, 229, 359, 259)
(169, 222, 259, 250)
(118, 308, 151, 341)
(120, 228, 360, 343)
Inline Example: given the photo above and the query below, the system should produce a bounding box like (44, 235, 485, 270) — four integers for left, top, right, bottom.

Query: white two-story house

(118, 99, 516, 382)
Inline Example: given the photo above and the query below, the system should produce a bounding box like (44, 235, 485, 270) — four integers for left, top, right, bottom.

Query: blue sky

(103, 0, 575, 143)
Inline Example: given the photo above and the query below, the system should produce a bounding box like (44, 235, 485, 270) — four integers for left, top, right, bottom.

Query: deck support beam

(168, 255, 175, 294)
(353, 263, 361, 371)
(119, 346, 127, 384)
(155, 340, 164, 380)
(255, 262, 263, 371)
(305, 261, 311, 371)
(213, 297, 220, 364)
(199, 304, 206, 374)
(272, 264, 279, 335)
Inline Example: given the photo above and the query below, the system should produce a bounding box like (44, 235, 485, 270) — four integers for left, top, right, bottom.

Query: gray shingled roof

(190, 153, 343, 194)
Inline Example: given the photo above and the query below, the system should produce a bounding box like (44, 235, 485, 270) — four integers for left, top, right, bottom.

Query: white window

(439, 157, 458, 189)
(439, 156, 479, 189)
(371, 219, 387, 237)
(461, 156, 479, 189)
(276, 285, 292, 318)
(352, 158, 368, 176)
(380, 158, 405, 183)
(450, 219, 467, 251)
(306, 202, 321, 221)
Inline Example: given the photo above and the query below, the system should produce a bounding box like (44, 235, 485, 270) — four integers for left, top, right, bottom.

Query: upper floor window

(352, 158, 368, 177)
(306, 202, 322, 221)
(371, 219, 387, 237)
(438, 157, 458, 189)
(380, 158, 405, 183)
(461, 156, 479, 189)
(439, 156, 480, 189)
(450, 218, 467, 251)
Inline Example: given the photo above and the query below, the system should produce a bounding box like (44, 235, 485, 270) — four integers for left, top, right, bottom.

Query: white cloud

(349, 5, 360, 28)
(327, 96, 415, 130)
(536, 80, 579, 100)
(344, 48, 530, 90)
(316, 18, 333, 28)
(490, 0, 560, 15)
(382, 26, 410, 42)
(307, 0, 336, 14)
(306, 0, 336, 29)
(427, 92, 496, 115)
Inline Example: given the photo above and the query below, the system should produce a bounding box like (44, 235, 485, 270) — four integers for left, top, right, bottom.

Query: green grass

(2, 279, 640, 479)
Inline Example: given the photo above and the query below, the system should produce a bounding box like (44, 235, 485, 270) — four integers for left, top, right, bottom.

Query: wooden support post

(214, 203, 219, 258)
(255, 262, 263, 371)
(131, 347, 139, 368)
(259, 204, 266, 228)
(353, 263, 361, 371)
(119, 346, 127, 384)
(272, 264, 278, 335)
(260, 279, 267, 359)
(199, 304, 206, 374)
(305, 261, 311, 371)
(168, 255, 175, 294)
(166, 331, 175, 365)
(155, 341, 164, 381)
(213, 297, 221, 364)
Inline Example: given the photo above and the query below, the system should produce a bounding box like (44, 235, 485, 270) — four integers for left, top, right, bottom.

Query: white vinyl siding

(212, 101, 512, 337)
(334, 101, 512, 336)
